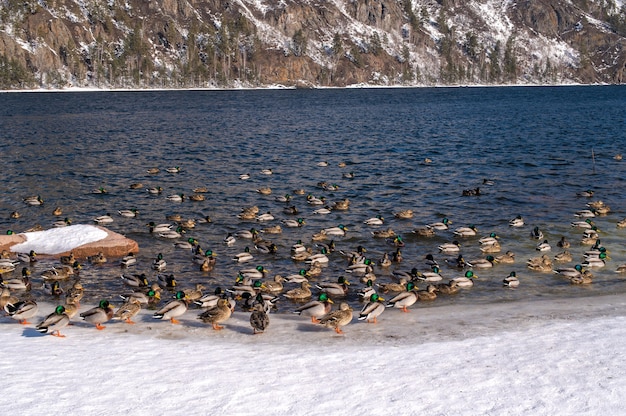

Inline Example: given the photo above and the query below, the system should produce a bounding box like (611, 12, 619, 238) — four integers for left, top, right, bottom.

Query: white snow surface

(9, 224, 108, 255)
(2, 295, 626, 414)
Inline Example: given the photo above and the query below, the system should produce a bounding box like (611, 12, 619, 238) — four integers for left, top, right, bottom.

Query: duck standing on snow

(36, 305, 71, 337)
(318, 302, 353, 334)
(249, 301, 270, 334)
(80, 300, 114, 330)
(358, 293, 386, 323)
(153, 291, 189, 324)
(4, 299, 38, 324)
(293, 292, 334, 323)
(198, 298, 233, 330)
(386, 282, 419, 312)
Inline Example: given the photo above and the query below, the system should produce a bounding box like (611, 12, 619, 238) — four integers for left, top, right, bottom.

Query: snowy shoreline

(2, 293, 626, 414)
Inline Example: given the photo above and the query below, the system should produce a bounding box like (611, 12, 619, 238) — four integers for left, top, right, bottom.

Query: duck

(451, 270, 477, 288)
(293, 292, 334, 323)
(394, 209, 413, 219)
(416, 285, 438, 301)
(147, 186, 163, 194)
(223, 233, 237, 246)
(570, 271, 593, 285)
(438, 241, 461, 254)
(536, 240, 551, 252)
(322, 224, 347, 237)
(88, 251, 107, 265)
(93, 214, 114, 224)
(282, 218, 306, 228)
(385, 282, 419, 312)
(554, 250, 573, 263)
(158, 226, 185, 239)
(41, 264, 78, 281)
(313, 206, 332, 215)
(166, 166, 181, 173)
(5, 299, 38, 324)
(262, 275, 285, 293)
(307, 195, 326, 206)
(554, 264, 584, 278)
(256, 187, 272, 195)
(479, 232, 499, 246)
(152, 253, 167, 271)
(233, 247, 254, 263)
(80, 300, 115, 330)
(166, 193, 186, 203)
(198, 298, 233, 330)
(0, 287, 19, 310)
(17, 250, 37, 263)
(428, 217, 451, 230)
(36, 304, 71, 337)
(120, 284, 161, 306)
(371, 228, 396, 238)
(274, 193, 290, 203)
(42, 280, 64, 296)
(283, 282, 312, 300)
(503, 271, 520, 288)
(577, 189, 594, 197)
(52, 206, 63, 215)
(129, 183, 143, 189)
(157, 274, 178, 290)
(306, 247, 330, 265)
(234, 228, 259, 239)
(249, 302, 270, 334)
(617, 218, 626, 229)
(315, 276, 350, 297)
(239, 173, 251, 180)
(120, 252, 137, 267)
(530, 226, 544, 240)
(183, 284, 206, 302)
(318, 302, 353, 334)
(413, 226, 435, 237)
(1, 269, 32, 290)
(454, 225, 478, 237)
(343, 171, 355, 178)
(556, 236, 571, 249)
(480, 241, 501, 253)
(416, 266, 444, 282)
(435, 280, 460, 295)
(193, 249, 217, 266)
(332, 199, 350, 211)
(571, 218, 594, 229)
(23, 195, 44, 205)
(260, 168, 273, 175)
(358, 293, 386, 323)
(9, 211, 21, 219)
(284, 269, 311, 283)
(615, 264, 626, 274)
(582, 252, 607, 268)
(509, 215, 524, 227)
(391, 267, 420, 282)
(377, 278, 408, 294)
(118, 209, 139, 218)
(121, 273, 149, 288)
(153, 291, 189, 324)
(283, 205, 299, 215)
(256, 211, 275, 221)
(526, 254, 553, 272)
(65, 281, 84, 306)
(189, 194, 205, 202)
(255, 242, 278, 254)
(146, 167, 160, 174)
(147, 222, 173, 234)
(495, 250, 516, 264)
(575, 209, 595, 218)
(378, 252, 392, 268)
(113, 298, 142, 324)
(364, 215, 384, 226)
(53, 217, 72, 227)
(239, 265, 269, 280)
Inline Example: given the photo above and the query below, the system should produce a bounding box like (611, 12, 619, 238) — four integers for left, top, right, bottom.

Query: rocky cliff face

(0, 0, 624, 89)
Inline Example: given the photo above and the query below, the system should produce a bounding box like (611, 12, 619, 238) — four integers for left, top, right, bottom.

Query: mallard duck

(316, 276, 350, 297)
(274, 194, 291, 203)
(284, 282, 312, 300)
(571, 218, 594, 229)
(179, 217, 196, 229)
(146, 167, 160, 174)
(283, 205, 299, 216)
(256, 211, 274, 222)
(358, 293, 386, 323)
(80, 300, 114, 330)
(480, 241, 501, 253)
(417, 266, 444, 282)
(93, 214, 114, 224)
(41, 264, 78, 281)
(17, 250, 37, 263)
(0, 287, 19, 310)
(166, 193, 185, 202)
(189, 194, 205, 202)
(157, 274, 177, 289)
(152, 253, 167, 271)
(198, 298, 232, 330)
(193, 186, 208, 193)
(121, 273, 149, 288)
(5, 299, 38, 324)
(313, 206, 332, 215)
(120, 252, 137, 267)
(428, 217, 451, 231)
(413, 226, 435, 237)
(282, 218, 305, 228)
(394, 209, 413, 219)
(249, 302, 270, 334)
(617, 218, 626, 228)
(379, 252, 392, 268)
(527, 254, 553, 272)
(1, 270, 31, 290)
(260, 168, 273, 175)
(555, 236, 570, 249)
(65, 281, 84, 305)
(53, 217, 71, 227)
(120, 284, 161, 306)
(91, 186, 108, 194)
(575, 209, 596, 218)
(239, 265, 269, 280)
(43, 280, 64, 296)
(223, 233, 237, 246)
(36, 305, 71, 337)
(554, 263, 585, 278)
(193, 249, 217, 266)
(509, 215, 524, 227)
(530, 226, 544, 239)
(239, 173, 250, 180)
(386, 282, 419, 312)
(615, 264, 626, 273)
(332, 199, 350, 211)
(451, 270, 477, 288)
(577, 189, 594, 197)
(9, 211, 20, 219)
(377, 278, 408, 293)
(234, 228, 259, 239)
(503, 271, 520, 288)
(194, 287, 228, 309)
(166, 166, 181, 173)
(233, 247, 254, 263)
(417, 284, 438, 301)
(284, 269, 310, 283)
(256, 187, 272, 195)
(536, 240, 551, 252)
(438, 241, 461, 254)
(454, 225, 478, 237)
(183, 284, 206, 302)
(364, 215, 384, 226)
(113, 298, 142, 324)
(158, 226, 184, 239)
(293, 293, 333, 323)
(435, 280, 460, 295)
(479, 232, 499, 246)
(262, 275, 285, 293)
(88, 251, 107, 265)
(23, 195, 44, 206)
(495, 251, 516, 264)
(147, 186, 163, 194)
(129, 183, 143, 189)
(582, 252, 607, 268)
(306, 248, 330, 265)
(147, 222, 173, 233)
(118, 209, 139, 218)
(318, 302, 353, 334)
(153, 291, 188, 324)
(554, 250, 573, 263)
(322, 224, 347, 237)
(342, 171, 355, 178)
(570, 271, 593, 284)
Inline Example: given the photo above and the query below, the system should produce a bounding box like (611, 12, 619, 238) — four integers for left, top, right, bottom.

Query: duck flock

(2, 161, 626, 337)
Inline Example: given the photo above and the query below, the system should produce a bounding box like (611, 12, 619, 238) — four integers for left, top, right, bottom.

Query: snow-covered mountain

(0, 0, 624, 89)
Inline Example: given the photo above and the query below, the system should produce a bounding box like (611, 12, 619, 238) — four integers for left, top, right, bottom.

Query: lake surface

(1, 86, 625, 313)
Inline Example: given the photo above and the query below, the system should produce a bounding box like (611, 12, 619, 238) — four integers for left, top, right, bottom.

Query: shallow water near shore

(0, 86, 625, 313)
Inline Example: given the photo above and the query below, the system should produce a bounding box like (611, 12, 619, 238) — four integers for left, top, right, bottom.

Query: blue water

(1, 86, 625, 311)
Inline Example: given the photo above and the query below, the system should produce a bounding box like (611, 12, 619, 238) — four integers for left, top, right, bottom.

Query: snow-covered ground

(2, 293, 626, 414)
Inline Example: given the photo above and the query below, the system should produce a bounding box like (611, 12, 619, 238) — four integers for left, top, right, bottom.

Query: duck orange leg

(401, 306, 410, 313)
(95, 323, 106, 330)
(212, 323, 224, 330)
(311, 317, 320, 324)
(51, 330, 66, 338)
(124, 318, 136, 325)
(334, 327, 344, 334)
(19, 319, 32, 325)
(170, 318, 180, 324)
